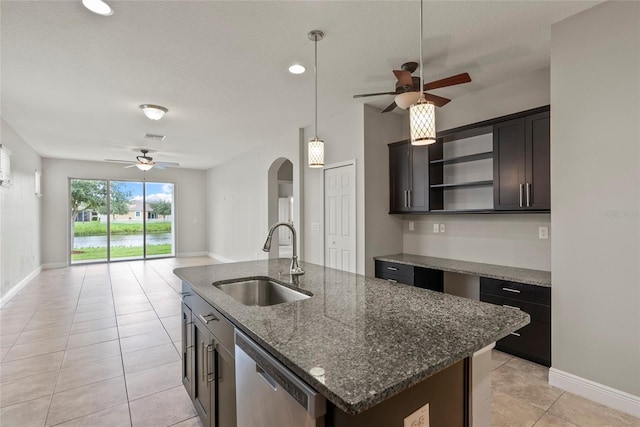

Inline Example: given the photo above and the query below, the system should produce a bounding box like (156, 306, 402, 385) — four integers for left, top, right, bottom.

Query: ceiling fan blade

(353, 91, 398, 98)
(423, 73, 471, 91)
(124, 164, 137, 168)
(381, 101, 397, 113)
(156, 162, 180, 167)
(105, 159, 136, 164)
(393, 70, 413, 87)
(424, 93, 451, 107)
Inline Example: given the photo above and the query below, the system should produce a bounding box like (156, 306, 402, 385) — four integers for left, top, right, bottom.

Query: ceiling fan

(353, 62, 471, 113)
(105, 149, 180, 171)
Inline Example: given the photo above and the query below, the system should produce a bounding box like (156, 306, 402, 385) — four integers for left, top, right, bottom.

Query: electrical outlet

(404, 403, 429, 427)
(433, 224, 439, 233)
(439, 224, 446, 233)
(311, 222, 320, 231)
(538, 226, 549, 239)
(408, 221, 415, 231)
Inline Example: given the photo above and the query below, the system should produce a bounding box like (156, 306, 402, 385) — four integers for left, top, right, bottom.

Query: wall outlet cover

(311, 222, 320, 231)
(439, 224, 446, 233)
(408, 221, 415, 231)
(538, 226, 549, 239)
(433, 224, 439, 233)
(404, 402, 429, 427)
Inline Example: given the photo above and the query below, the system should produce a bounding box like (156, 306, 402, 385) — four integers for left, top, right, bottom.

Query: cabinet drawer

(496, 320, 550, 367)
(193, 293, 234, 352)
(375, 261, 414, 277)
(480, 277, 550, 305)
(480, 292, 550, 324)
(379, 273, 414, 286)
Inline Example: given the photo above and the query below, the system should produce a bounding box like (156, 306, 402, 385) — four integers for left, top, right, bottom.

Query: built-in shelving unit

(429, 151, 493, 166)
(430, 180, 493, 189)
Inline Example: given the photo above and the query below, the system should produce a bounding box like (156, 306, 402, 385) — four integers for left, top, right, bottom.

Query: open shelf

(430, 180, 493, 189)
(430, 151, 493, 166)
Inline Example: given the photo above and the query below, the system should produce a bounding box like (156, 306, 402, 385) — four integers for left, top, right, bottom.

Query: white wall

(41, 159, 207, 267)
(551, 0, 640, 398)
(207, 128, 301, 263)
(0, 119, 42, 299)
(402, 67, 552, 271)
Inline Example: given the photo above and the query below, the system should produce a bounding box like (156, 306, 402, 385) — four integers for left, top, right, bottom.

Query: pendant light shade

(308, 137, 325, 168)
(308, 30, 325, 168)
(409, 97, 436, 145)
(409, 0, 436, 146)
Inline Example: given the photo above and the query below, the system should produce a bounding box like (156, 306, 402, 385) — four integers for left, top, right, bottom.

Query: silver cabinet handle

(198, 313, 218, 324)
(180, 292, 191, 296)
(510, 332, 521, 337)
(519, 184, 524, 207)
(387, 278, 397, 283)
(526, 182, 531, 207)
(408, 189, 412, 207)
(206, 344, 214, 383)
(503, 304, 521, 310)
(404, 190, 408, 208)
(387, 266, 398, 271)
(502, 287, 521, 294)
(201, 341, 206, 383)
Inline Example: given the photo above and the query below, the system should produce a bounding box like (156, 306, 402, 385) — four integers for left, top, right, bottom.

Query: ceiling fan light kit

(82, 0, 113, 16)
(139, 104, 168, 121)
(308, 30, 325, 168)
(288, 64, 306, 74)
(395, 92, 421, 109)
(135, 163, 154, 171)
(409, 0, 436, 146)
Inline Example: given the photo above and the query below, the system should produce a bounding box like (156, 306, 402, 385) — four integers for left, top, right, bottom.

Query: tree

(149, 200, 172, 220)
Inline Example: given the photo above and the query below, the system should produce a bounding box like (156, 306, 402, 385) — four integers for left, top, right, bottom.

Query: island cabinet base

(325, 358, 470, 427)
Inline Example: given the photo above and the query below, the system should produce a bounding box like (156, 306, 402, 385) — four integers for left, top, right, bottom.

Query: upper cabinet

(389, 141, 430, 213)
(494, 111, 550, 210)
(388, 106, 550, 214)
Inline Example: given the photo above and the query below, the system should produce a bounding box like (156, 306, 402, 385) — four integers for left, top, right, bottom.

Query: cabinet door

(216, 347, 236, 427)
(192, 317, 215, 427)
(181, 303, 194, 398)
(408, 145, 429, 212)
(389, 142, 410, 212)
(525, 112, 550, 210)
(493, 118, 526, 210)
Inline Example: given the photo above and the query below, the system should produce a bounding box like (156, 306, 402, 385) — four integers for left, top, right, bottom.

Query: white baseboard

(208, 252, 236, 263)
(176, 251, 209, 258)
(42, 262, 67, 269)
(549, 368, 640, 418)
(0, 266, 42, 307)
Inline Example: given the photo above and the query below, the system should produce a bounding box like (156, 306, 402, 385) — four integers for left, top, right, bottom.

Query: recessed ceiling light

(82, 0, 113, 16)
(288, 64, 306, 75)
(139, 104, 168, 121)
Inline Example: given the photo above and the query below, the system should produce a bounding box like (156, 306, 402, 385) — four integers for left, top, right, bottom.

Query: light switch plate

(538, 226, 549, 239)
(404, 402, 429, 427)
(433, 224, 439, 233)
(439, 224, 446, 233)
(409, 221, 415, 231)
(311, 222, 320, 231)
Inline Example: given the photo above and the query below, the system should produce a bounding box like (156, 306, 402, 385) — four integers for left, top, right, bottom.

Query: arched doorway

(267, 158, 294, 259)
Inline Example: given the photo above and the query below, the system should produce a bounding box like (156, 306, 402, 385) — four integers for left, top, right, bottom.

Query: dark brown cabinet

(493, 111, 550, 211)
(375, 260, 443, 292)
(388, 141, 430, 213)
(479, 277, 551, 366)
(181, 284, 236, 427)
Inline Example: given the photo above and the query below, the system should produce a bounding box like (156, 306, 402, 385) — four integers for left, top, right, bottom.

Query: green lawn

(71, 244, 173, 261)
(73, 222, 171, 236)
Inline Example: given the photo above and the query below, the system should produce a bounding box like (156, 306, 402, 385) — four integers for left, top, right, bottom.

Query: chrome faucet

(262, 222, 304, 276)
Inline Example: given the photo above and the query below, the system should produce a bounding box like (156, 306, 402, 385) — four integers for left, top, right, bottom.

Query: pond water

(73, 233, 172, 248)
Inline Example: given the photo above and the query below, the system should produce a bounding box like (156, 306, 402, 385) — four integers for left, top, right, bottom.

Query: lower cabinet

(181, 284, 237, 427)
(375, 261, 443, 292)
(479, 277, 551, 366)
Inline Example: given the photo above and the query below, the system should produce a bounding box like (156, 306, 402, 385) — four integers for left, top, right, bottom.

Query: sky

(116, 181, 173, 203)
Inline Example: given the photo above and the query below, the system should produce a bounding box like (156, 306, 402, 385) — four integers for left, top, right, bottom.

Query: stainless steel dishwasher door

(235, 330, 326, 427)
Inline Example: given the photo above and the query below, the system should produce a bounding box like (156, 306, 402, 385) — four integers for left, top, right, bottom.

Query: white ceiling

(1, 0, 599, 170)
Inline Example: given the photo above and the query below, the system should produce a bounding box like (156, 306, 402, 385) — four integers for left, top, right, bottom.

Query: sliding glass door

(70, 179, 175, 264)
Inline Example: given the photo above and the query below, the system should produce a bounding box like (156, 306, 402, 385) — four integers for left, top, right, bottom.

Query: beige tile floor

(1, 257, 638, 426)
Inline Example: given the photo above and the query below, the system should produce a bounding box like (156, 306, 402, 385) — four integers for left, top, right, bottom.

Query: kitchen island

(174, 259, 529, 426)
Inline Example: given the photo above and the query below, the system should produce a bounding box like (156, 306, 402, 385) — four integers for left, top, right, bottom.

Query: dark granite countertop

(374, 253, 551, 287)
(174, 259, 529, 415)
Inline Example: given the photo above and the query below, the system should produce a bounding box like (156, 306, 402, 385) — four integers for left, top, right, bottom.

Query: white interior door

(324, 162, 356, 273)
(277, 197, 292, 245)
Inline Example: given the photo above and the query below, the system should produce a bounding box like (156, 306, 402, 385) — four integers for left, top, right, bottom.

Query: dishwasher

(235, 330, 326, 427)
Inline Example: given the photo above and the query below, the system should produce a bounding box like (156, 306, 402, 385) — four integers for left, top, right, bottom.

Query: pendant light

(308, 30, 325, 168)
(409, 0, 436, 146)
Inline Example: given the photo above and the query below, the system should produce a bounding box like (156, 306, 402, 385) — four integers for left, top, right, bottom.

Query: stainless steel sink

(214, 278, 311, 307)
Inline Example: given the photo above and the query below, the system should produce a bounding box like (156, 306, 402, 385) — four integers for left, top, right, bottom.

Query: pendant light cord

(314, 33, 318, 137)
(419, 0, 424, 97)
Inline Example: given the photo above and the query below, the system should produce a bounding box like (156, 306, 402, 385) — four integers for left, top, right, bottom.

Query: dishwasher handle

(235, 330, 326, 419)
